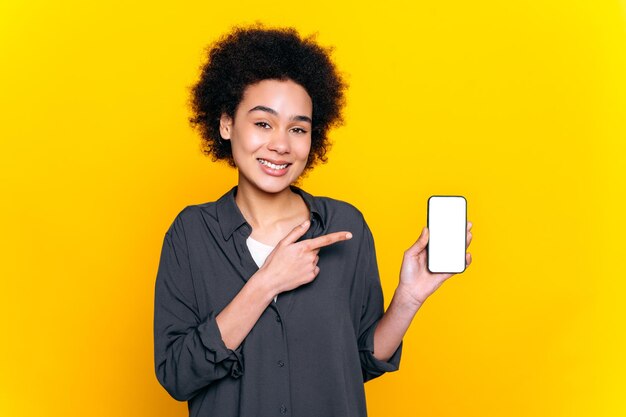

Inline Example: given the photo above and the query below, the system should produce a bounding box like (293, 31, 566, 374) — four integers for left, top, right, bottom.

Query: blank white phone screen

(427, 196, 467, 273)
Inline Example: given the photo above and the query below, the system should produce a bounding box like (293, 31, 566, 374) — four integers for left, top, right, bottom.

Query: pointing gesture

(258, 220, 353, 296)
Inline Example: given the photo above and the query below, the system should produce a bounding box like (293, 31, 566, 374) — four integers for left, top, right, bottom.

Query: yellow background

(1, 0, 625, 416)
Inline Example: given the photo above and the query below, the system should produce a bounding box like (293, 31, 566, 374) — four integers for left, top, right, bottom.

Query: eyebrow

(248, 105, 312, 124)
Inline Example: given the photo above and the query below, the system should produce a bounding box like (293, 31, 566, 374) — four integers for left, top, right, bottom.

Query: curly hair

(188, 23, 348, 178)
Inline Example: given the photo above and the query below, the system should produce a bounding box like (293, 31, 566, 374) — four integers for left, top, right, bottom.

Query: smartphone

(427, 196, 467, 274)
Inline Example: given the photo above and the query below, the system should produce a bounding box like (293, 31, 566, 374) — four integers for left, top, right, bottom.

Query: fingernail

(302, 220, 310, 227)
(346, 232, 352, 239)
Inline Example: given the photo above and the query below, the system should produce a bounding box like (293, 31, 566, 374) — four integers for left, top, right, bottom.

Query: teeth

(259, 159, 288, 170)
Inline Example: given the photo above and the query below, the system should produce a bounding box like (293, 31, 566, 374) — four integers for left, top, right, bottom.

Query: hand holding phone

(396, 196, 472, 306)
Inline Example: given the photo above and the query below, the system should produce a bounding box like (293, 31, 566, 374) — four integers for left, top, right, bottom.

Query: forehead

(238, 79, 312, 115)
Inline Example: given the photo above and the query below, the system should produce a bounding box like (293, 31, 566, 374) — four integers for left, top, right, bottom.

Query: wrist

(249, 269, 279, 303)
(394, 283, 425, 312)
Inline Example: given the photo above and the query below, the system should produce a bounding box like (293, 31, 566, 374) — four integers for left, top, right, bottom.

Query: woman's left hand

(396, 221, 473, 307)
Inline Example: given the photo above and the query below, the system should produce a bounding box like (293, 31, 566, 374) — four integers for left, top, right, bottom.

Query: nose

(267, 129, 290, 154)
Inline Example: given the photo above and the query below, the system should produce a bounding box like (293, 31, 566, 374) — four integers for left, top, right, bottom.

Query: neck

(235, 178, 301, 230)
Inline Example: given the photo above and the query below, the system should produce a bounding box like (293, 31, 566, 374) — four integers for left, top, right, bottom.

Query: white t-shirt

(246, 236, 278, 303)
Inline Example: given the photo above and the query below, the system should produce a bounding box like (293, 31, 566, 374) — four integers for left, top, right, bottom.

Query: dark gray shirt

(153, 185, 402, 417)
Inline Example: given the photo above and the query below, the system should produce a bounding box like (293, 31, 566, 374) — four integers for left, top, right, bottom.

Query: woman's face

(220, 78, 313, 194)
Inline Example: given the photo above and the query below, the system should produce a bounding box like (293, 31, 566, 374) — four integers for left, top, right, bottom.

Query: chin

(255, 179, 293, 194)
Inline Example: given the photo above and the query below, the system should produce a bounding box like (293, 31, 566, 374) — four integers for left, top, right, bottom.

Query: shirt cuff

(359, 321, 402, 375)
(197, 310, 244, 378)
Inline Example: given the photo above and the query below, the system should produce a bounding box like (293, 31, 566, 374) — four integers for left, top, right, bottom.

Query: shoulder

(310, 194, 368, 232)
(164, 201, 218, 237)
(316, 195, 364, 217)
(311, 195, 377, 258)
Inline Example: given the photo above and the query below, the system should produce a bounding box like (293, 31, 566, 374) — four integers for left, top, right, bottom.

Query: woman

(154, 25, 473, 417)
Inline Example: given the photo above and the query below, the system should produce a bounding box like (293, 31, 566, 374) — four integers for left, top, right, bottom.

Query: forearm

(372, 285, 423, 362)
(216, 270, 277, 350)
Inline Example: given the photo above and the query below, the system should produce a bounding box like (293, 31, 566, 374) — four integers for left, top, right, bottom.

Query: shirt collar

(216, 185, 325, 241)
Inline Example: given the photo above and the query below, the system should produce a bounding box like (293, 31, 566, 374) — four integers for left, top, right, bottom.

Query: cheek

(296, 138, 312, 160)
(231, 128, 264, 155)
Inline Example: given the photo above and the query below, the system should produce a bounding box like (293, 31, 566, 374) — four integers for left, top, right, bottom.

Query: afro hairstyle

(188, 23, 348, 178)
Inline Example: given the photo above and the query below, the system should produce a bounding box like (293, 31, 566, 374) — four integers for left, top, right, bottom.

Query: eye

(255, 121, 271, 129)
(291, 127, 308, 134)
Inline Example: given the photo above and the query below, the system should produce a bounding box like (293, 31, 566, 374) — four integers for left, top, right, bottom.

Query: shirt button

(277, 360, 285, 367)
(280, 405, 287, 414)
(275, 315, 281, 323)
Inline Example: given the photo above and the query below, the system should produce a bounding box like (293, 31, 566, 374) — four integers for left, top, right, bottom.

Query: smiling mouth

(257, 158, 291, 170)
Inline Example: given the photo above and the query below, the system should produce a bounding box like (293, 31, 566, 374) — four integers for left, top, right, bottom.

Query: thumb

(280, 219, 311, 245)
(407, 227, 429, 255)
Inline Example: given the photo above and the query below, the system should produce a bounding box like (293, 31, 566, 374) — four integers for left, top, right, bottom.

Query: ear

(219, 113, 233, 140)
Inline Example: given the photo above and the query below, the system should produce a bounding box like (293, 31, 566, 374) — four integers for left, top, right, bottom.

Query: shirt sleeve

(153, 213, 244, 402)
(356, 216, 403, 382)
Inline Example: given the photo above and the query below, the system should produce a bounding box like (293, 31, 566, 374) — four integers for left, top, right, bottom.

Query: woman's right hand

(257, 220, 352, 295)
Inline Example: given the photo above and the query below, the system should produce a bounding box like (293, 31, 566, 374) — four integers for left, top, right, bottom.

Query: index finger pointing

(306, 231, 353, 250)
